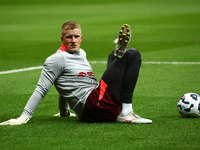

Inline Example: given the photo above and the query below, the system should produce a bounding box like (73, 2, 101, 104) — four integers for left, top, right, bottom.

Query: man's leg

(102, 49, 152, 123)
(103, 48, 141, 115)
(101, 24, 152, 123)
(103, 48, 141, 102)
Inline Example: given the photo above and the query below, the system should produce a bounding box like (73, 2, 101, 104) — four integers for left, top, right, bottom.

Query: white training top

(23, 48, 98, 119)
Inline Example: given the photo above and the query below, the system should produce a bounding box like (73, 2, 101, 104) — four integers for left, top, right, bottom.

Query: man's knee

(126, 48, 141, 63)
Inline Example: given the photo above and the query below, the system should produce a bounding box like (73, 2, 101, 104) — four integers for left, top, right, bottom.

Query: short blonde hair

(61, 21, 81, 36)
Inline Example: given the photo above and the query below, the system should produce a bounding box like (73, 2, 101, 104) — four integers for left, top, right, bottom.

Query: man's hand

(0, 114, 30, 125)
(53, 110, 76, 117)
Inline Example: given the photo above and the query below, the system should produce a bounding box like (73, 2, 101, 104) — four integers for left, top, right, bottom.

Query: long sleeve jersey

(23, 46, 99, 120)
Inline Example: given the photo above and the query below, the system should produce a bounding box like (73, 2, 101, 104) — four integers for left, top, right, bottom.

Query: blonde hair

(61, 21, 81, 36)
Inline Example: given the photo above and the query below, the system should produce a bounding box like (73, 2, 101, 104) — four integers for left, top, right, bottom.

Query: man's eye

(66, 36, 72, 39)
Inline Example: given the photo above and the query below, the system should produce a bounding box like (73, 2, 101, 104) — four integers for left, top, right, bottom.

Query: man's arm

(0, 53, 65, 125)
(53, 94, 76, 117)
(0, 114, 30, 125)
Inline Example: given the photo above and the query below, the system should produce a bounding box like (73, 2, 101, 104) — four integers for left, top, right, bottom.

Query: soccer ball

(177, 93, 200, 118)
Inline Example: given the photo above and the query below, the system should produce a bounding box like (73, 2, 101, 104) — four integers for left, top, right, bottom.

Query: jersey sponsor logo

(78, 71, 94, 77)
(87, 71, 94, 76)
(78, 72, 86, 77)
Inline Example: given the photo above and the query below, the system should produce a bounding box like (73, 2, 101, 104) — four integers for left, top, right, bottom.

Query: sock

(119, 103, 133, 116)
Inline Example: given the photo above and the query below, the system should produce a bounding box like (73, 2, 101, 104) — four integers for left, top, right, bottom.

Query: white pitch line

(89, 61, 200, 65)
(0, 66, 43, 75)
(89, 61, 107, 64)
(142, 61, 200, 65)
(0, 61, 200, 75)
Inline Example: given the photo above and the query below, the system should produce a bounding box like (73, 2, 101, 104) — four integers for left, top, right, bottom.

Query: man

(0, 21, 152, 125)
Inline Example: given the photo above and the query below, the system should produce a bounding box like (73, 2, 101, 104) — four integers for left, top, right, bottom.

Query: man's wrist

(19, 114, 30, 123)
(60, 110, 70, 116)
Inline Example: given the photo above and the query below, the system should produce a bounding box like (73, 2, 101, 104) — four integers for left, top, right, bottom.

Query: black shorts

(81, 79, 121, 122)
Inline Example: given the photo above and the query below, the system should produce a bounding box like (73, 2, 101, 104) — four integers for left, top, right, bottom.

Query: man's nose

(71, 36, 76, 42)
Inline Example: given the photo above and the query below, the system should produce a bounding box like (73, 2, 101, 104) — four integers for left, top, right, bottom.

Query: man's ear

(61, 36, 64, 43)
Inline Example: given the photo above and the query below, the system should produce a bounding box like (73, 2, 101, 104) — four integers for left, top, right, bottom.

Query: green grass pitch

(0, 0, 200, 149)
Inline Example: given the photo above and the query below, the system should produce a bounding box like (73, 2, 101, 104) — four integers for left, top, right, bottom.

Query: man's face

(61, 28, 82, 52)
